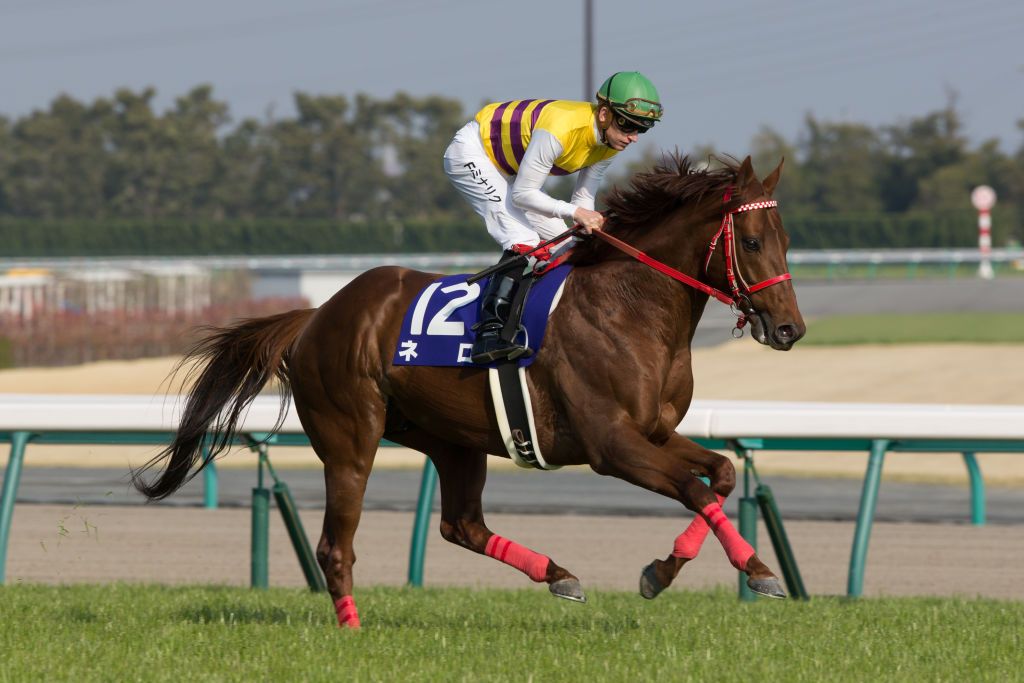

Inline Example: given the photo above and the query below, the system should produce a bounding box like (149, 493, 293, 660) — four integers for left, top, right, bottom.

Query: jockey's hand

(573, 207, 605, 234)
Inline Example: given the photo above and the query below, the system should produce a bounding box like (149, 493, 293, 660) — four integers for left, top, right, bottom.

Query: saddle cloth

(391, 264, 571, 368)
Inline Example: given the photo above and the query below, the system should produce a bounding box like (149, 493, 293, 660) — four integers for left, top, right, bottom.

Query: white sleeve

(509, 129, 578, 221)
(570, 158, 612, 210)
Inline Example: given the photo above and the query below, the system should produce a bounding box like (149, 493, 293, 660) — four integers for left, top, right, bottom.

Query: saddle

(474, 251, 569, 471)
(390, 248, 573, 470)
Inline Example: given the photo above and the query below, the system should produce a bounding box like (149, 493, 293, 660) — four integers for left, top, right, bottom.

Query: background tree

(881, 98, 967, 212)
(0, 116, 11, 215)
(6, 95, 108, 218)
(378, 93, 469, 221)
(161, 85, 230, 220)
(751, 126, 805, 205)
(0, 86, 1021, 253)
(799, 115, 885, 212)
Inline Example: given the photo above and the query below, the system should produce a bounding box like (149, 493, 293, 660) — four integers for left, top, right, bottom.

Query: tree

(5, 94, 108, 218)
(264, 92, 382, 220)
(161, 85, 230, 219)
(751, 126, 805, 205)
(378, 93, 469, 222)
(102, 87, 176, 219)
(799, 114, 885, 212)
(880, 100, 967, 212)
(0, 116, 10, 214)
(216, 117, 266, 219)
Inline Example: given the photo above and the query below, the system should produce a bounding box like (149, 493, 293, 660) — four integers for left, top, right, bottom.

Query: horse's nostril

(775, 324, 796, 341)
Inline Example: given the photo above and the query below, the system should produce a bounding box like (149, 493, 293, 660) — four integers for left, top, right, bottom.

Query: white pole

(978, 209, 993, 280)
(971, 185, 996, 280)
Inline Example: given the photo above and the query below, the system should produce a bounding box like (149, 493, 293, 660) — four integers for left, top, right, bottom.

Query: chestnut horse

(134, 155, 805, 628)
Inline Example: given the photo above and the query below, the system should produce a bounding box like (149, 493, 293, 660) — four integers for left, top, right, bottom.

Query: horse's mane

(602, 153, 739, 234)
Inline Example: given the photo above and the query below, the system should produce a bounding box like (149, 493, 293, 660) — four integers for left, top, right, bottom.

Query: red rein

(590, 192, 791, 332)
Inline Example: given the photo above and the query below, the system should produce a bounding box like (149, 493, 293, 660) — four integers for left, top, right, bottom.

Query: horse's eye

(742, 237, 761, 253)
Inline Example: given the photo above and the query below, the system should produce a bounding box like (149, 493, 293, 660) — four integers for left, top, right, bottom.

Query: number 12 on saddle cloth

(392, 264, 572, 368)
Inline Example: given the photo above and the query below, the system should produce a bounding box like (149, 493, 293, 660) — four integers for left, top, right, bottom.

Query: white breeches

(443, 121, 567, 250)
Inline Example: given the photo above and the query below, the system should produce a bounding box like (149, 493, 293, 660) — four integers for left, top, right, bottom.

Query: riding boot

(471, 251, 530, 364)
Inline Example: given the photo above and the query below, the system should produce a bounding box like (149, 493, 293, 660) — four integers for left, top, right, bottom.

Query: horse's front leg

(589, 428, 786, 600)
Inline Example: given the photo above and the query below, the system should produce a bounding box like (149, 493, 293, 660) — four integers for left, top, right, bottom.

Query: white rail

(2, 394, 1023, 441)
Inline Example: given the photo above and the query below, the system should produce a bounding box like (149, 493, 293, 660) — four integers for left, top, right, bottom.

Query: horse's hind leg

(394, 431, 587, 602)
(297, 397, 384, 629)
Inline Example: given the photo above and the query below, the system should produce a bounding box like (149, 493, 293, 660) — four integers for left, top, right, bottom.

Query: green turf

(1, 584, 1021, 682)
(803, 312, 1024, 345)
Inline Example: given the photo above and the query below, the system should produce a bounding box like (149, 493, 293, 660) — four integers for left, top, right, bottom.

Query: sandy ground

(2, 343, 1023, 483)
(7, 504, 1022, 600)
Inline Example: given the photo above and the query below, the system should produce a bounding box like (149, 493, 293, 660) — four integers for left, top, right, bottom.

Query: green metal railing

(1, 429, 1020, 596)
(0, 429, 326, 591)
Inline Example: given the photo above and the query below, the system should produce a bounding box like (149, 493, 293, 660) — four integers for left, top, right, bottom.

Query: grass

(1, 584, 1022, 682)
(803, 312, 1024, 345)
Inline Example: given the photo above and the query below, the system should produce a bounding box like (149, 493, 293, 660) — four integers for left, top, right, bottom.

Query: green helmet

(596, 71, 663, 131)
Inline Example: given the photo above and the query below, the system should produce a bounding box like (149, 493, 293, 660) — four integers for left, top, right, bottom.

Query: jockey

(444, 71, 663, 364)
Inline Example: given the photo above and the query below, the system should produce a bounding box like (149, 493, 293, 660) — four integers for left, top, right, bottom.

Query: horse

(133, 154, 805, 628)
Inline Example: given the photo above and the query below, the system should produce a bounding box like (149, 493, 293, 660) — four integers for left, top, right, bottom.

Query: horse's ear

(737, 156, 755, 187)
(762, 158, 785, 197)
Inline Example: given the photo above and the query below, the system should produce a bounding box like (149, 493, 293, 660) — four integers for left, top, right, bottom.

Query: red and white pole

(971, 185, 996, 280)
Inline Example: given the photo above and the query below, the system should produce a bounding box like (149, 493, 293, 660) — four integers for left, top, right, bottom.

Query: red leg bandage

(485, 534, 550, 583)
(702, 502, 755, 571)
(672, 494, 725, 559)
(334, 595, 360, 629)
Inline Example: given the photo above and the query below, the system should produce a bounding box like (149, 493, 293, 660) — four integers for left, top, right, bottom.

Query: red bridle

(590, 190, 792, 334)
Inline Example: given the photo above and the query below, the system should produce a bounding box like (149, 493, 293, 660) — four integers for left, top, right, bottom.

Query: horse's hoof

(747, 576, 787, 599)
(639, 561, 665, 600)
(549, 578, 587, 603)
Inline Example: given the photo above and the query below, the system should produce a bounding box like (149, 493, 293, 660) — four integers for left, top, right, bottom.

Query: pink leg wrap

(672, 494, 725, 559)
(702, 502, 755, 571)
(334, 595, 361, 629)
(485, 534, 550, 583)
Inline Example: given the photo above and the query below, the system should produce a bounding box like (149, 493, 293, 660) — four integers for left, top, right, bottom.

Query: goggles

(614, 116, 650, 135)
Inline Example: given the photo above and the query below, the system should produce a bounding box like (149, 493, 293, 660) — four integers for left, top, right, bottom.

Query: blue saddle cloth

(391, 264, 572, 368)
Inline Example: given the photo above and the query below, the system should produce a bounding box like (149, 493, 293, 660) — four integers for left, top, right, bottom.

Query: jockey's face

(598, 105, 640, 151)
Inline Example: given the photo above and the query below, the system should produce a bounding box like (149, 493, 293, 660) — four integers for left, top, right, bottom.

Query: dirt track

(7, 504, 1022, 600)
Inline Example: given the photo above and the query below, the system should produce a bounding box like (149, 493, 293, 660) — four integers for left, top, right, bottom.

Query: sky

(1, 0, 1022, 162)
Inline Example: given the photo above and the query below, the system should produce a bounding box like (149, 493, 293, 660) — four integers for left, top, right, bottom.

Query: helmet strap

(596, 103, 614, 147)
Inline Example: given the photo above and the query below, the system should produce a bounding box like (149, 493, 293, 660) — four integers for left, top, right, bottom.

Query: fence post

(847, 438, 889, 598)
(738, 496, 758, 602)
(407, 457, 438, 587)
(251, 447, 270, 589)
(734, 443, 759, 602)
(756, 484, 808, 600)
(0, 431, 31, 585)
(961, 452, 985, 526)
(272, 481, 326, 591)
(201, 437, 217, 510)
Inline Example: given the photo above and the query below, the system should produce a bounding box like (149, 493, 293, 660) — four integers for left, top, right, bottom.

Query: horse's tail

(132, 308, 315, 501)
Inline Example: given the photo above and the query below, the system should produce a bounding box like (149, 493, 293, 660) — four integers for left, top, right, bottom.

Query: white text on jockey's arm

(509, 129, 579, 222)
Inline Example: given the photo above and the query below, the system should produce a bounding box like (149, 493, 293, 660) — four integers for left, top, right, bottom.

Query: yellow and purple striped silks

(473, 99, 617, 176)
